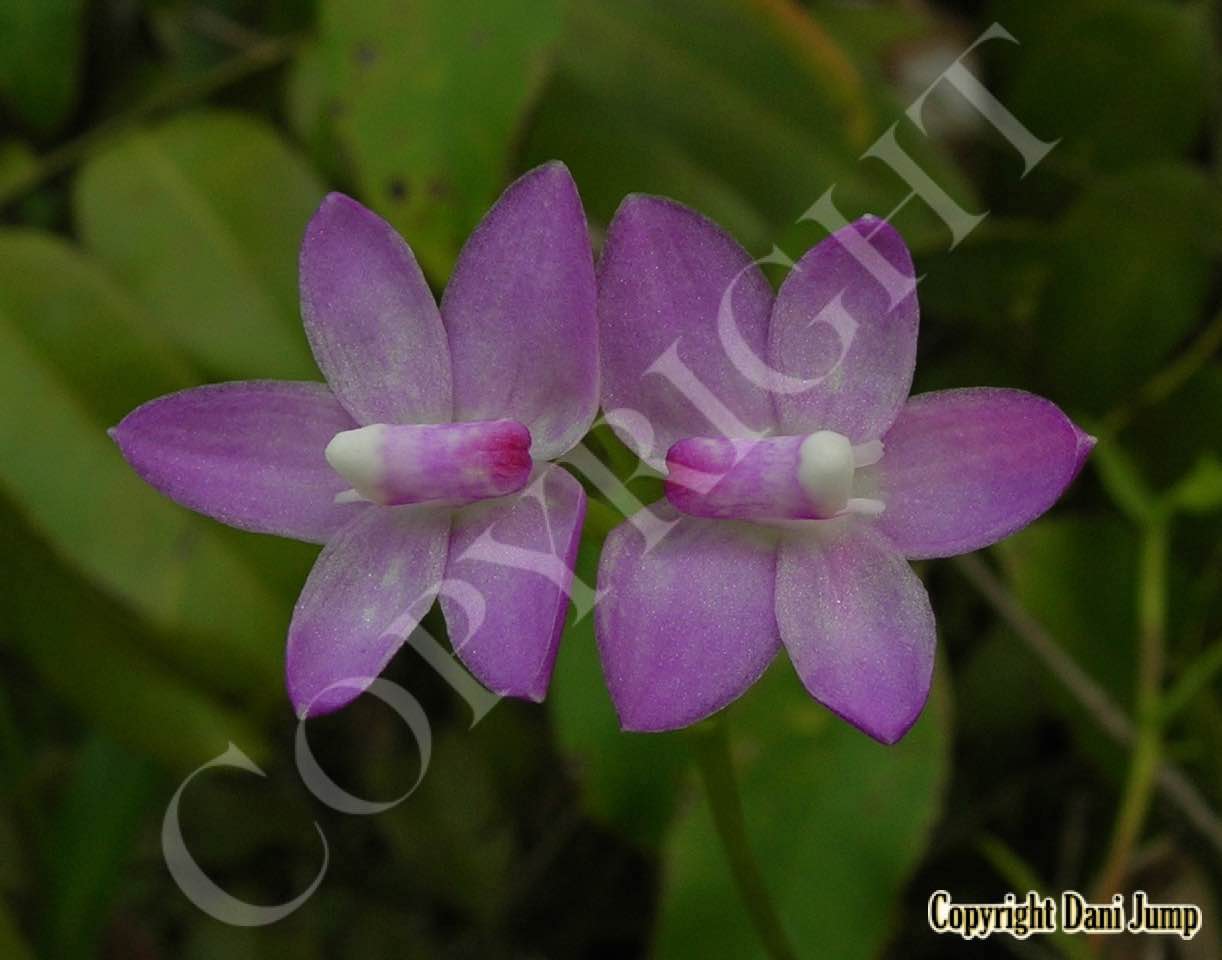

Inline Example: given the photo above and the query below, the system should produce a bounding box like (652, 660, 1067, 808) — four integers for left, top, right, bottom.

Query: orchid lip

(325, 418, 533, 507)
(664, 431, 885, 522)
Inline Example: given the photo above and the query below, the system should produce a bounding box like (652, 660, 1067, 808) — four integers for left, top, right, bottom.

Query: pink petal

(111, 381, 365, 544)
(595, 503, 781, 731)
(776, 522, 935, 744)
(768, 217, 918, 443)
(299, 193, 452, 426)
(442, 163, 598, 461)
(598, 196, 776, 466)
(877, 388, 1095, 559)
(439, 464, 586, 700)
(287, 506, 450, 717)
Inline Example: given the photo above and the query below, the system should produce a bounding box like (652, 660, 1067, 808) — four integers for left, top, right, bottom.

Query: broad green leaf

(526, 0, 974, 256)
(1035, 165, 1222, 410)
(74, 110, 324, 381)
(0, 507, 269, 770)
(0, 304, 284, 700)
(42, 736, 159, 959)
(310, 0, 565, 278)
(991, 0, 1209, 175)
(0, 228, 317, 676)
(655, 661, 950, 959)
(0, 0, 86, 131)
(0, 230, 195, 423)
(284, 40, 348, 184)
(551, 535, 688, 849)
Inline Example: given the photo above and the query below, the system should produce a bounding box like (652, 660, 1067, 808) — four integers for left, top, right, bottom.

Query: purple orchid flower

(111, 162, 597, 716)
(594, 196, 1094, 744)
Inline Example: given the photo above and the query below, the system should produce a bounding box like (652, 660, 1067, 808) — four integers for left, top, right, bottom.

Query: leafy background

(0, 0, 1219, 957)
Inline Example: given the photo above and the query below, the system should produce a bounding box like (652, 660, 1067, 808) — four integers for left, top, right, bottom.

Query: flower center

(325, 419, 532, 507)
(665, 430, 884, 522)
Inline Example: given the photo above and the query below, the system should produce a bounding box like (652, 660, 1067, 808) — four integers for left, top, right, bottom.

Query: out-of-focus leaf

(526, 0, 974, 256)
(551, 533, 688, 849)
(655, 661, 950, 960)
(378, 727, 518, 923)
(1090, 440, 1157, 526)
(1035, 165, 1222, 410)
(0, 811, 21, 897)
(813, 0, 939, 65)
(1170, 455, 1222, 515)
(1127, 367, 1222, 492)
(0, 898, 33, 960)
(0, 507, 269, 769)
(991, 0, 1209, 175)
(915, 221, 1050, 340)
(0, 685, 24, 800)
(956, 629, 1042, 755)
(284, 40, 347, 184)
(0, 306, 283, 700)
(913, 221, 1052, 392)
(0, 228, 317, 667)
(0, 230, 195, 423)
(0, 142, 36, 198)
(42, 736, 159, 959)
(308, 0, 565, 278)
(74, 110, 324, 380)
(997, 517, 1148, 777)
(0, 0, 86, 131)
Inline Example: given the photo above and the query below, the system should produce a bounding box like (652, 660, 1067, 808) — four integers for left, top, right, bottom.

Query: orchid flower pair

(114, 162, 1091, 743)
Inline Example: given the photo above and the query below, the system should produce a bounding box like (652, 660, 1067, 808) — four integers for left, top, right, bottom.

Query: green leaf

(1126, 366, 1222, 492)
(0, 0, 86, 132)
(0, 230, 196, 424)
(1035, 165, 1222, 409)
(0, 506, 269, 770)
(309, 0, 565, 278)
(0, 298, 284, 701)
(42, 736, 160, 959)
(655, 661, 950, 959)
(284, 40, 348, 185)
(377, 727, 519, 923)
(550, 532, 688, 848)
(0, 141, 36, 198)
(1169, 455, 1222, 515)
(74, 110, 325, 381)
(1090, 439, 1157, 525)
(525, 0, 973, 255)
(991, 0, 1210, 175)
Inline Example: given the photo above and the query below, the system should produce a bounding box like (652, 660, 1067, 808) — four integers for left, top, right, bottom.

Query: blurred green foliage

(0, 0, 1219, 957)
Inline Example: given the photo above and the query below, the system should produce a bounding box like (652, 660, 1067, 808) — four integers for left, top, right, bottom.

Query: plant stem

(1162, 636, 1222, 722)
(953, 553, 1222, 857)
(1092, 517, 1169, 900)
(691, 718, 799, 960)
